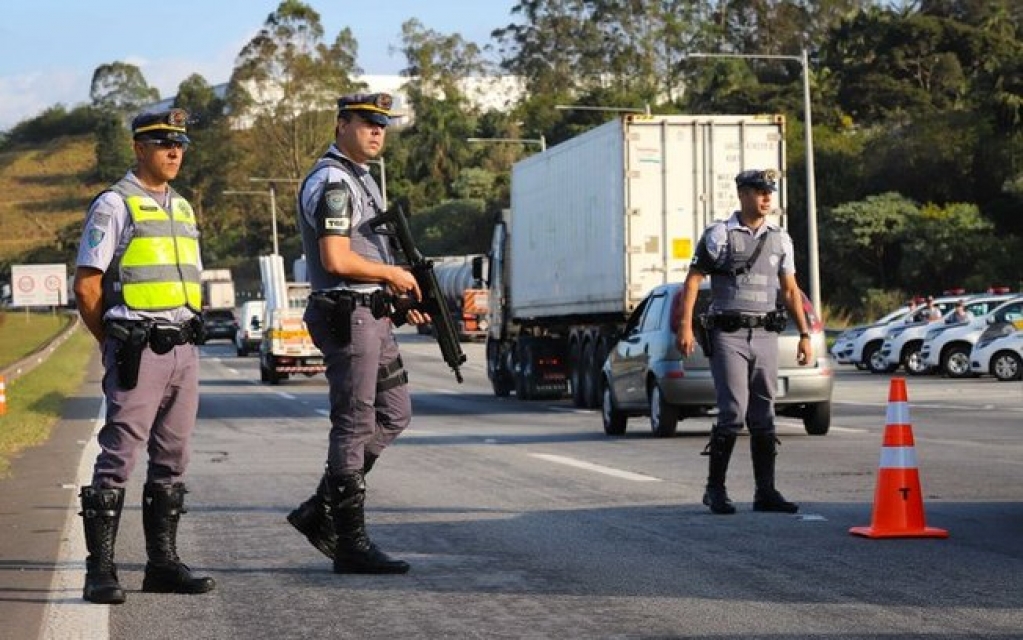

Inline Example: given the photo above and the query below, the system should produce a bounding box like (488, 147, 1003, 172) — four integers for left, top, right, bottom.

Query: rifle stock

(370, 206, 467, 383)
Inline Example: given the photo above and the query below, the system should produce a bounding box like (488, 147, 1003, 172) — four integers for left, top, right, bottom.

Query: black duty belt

(311, 289, 391, 319)
(703, 313, 768, 331)
(106, 317, 202, 354)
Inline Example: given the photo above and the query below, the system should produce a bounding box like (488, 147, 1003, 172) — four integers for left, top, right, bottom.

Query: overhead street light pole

(247, 177, 302, 256)
(467, 136, 547, 152)
(223, 188, 281, 256)
(687, 49, 821, 314)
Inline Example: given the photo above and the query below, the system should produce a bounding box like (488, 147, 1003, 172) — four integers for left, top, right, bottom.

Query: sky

(0, 0, 520, 131)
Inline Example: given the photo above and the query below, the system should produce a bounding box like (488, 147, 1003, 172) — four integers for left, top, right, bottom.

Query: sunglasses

(143, 139, 188, 151)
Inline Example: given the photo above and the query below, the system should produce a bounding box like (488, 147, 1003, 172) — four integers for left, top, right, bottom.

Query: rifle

(369, 206, 467, 383)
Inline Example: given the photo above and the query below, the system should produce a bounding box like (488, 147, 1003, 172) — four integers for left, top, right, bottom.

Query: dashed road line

(528, 453, 661, 482)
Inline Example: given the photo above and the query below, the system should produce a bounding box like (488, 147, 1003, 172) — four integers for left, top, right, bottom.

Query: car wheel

(648, 384, 678, 438)
(903, 344, 931, 376)
(866, 343, 896, 374)
(236, 342, 247, 357)
(802, 401, 831, 436)
(601, 379, 627, 436)
(941, 345, 972, 379)
(992, 351, 1023, 382)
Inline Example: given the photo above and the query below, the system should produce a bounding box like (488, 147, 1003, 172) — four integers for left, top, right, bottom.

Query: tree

(93, 112, 133, 183)
(228, 0, 364, 182)
(89, 62, 160, 114)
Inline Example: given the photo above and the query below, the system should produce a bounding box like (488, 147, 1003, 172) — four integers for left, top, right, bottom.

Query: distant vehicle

(829, 306, 911, 371)
(877, 295, 983, 375)
(600, 283, 834, 438)
(258, 255, 325, 384)
(970, 330, 1023, 381)
(921, 296, 1023, 378)
(234, 300, 266, 357)
(200, 308, 238, 343)
(201, 269, 236, 310)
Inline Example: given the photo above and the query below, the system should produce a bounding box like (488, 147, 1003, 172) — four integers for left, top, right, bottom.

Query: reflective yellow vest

(103, 179, 202, 312)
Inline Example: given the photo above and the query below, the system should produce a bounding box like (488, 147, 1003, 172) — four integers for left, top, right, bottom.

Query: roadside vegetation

(0, 313, 94, 476)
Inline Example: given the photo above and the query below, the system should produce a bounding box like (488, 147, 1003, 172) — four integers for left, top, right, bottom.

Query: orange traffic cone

(849, 377, 947, 539)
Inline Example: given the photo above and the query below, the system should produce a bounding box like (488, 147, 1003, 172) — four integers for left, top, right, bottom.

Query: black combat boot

(750, 433, 799, 513)
(702, 432, 737, 515)
(140, 483, 216, 594)
(80, 486, 126, 604)
(287, 453, 378, 559)
(328, 471, 409, 574)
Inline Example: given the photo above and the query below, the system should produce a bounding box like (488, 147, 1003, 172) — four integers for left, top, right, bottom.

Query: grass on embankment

(0, 314, 95, 476)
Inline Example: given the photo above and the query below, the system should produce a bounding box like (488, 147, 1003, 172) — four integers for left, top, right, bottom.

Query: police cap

(336, 93, 398, 127)
(735, 169, 779, 193)
(132, 108, 190, 143)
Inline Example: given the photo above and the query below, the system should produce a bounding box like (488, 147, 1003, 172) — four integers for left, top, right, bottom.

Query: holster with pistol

(309, 291, 355, 345)
(105, 321, 149, 390)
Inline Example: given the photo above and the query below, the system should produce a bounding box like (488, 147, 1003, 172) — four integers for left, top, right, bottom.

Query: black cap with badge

(735, 169, 779, 193)
(336, 93, 399, 127)
(131, 108, 190, 143)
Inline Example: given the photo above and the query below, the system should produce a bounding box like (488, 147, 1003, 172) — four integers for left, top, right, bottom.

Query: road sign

(10, 263, 68, 307)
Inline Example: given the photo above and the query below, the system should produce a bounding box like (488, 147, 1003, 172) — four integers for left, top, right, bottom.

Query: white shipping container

(508, 114, 787, 320)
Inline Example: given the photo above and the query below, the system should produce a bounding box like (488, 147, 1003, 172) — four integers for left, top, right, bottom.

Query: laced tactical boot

(141, 483, 216, 594)
(80, 486, 126, 605)
(750, 433, 799, 513)
(288, 453, 378, 559)
(328, 471, 409, 574)
(702, 432, 737, 515)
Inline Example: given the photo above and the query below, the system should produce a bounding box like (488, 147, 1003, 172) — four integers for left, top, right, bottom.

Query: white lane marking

(529, 453, 661, 482)
(42, 402, 108, 640)
(275, 391, 297, 400)
(315, 409, 330, 417)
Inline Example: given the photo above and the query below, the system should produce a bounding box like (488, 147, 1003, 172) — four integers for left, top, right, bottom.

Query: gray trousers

(709, 327, 778, 436)
(94, 340, 199, 488)
(305, 305, 411, 474)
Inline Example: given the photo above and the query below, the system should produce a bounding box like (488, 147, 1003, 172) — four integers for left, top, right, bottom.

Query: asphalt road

(3, 333, 1023, 639)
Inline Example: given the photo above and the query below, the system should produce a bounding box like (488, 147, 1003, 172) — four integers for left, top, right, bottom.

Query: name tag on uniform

(324, 218, 350, 231)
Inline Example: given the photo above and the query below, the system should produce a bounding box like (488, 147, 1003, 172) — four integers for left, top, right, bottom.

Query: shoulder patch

(87, 227, 106, 248)
(326, 188, 349, 213)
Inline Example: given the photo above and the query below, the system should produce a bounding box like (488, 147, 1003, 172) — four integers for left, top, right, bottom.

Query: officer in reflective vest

(72, 108, 214, 604)
(677, 169, 813, 516)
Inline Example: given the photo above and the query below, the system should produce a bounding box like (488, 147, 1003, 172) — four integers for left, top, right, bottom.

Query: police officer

(72, 109, 215, 604)
(677, 169, 813, 515)
(288, 93, 428, 574)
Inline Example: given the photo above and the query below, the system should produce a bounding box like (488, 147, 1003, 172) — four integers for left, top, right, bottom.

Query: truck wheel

(581, 341, 599, 409)
(486, 338, 513, 397)
(648, 384, 678, 438)
(802, 401, 831, 435)
(259, 361, 270, 383)
(515, 345, 535, 400)
(569, 340, 585, 407)
(941, 345, 972, 378)
(601, 379, 627, 436)
(992, 351, 1022, 381)
(236, 343, 247, 357)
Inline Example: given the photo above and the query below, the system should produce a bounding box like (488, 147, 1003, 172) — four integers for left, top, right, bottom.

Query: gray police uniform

(297, 145, 411, 474)
(693, 212, 796, 436)
(76, 172, 203, 488)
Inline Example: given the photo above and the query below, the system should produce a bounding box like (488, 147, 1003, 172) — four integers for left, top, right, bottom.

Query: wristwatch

(799, 333, 810, 340)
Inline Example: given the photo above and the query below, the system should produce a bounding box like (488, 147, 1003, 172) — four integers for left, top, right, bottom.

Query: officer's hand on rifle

(386, 266, 421, 301)
(406, 308, 431, 326)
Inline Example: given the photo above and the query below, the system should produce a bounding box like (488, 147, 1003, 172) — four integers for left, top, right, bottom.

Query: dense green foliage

(2, 0, 1022, 319)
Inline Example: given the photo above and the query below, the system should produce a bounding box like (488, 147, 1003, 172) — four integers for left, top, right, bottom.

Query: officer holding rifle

(289, 92, 429, 574)
(72, 109, 215, 604)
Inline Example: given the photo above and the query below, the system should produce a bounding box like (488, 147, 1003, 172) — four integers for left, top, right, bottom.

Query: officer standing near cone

(72, 108, 215, 604)
(677, 169, 812, 515)
(288, 92, 428, 574)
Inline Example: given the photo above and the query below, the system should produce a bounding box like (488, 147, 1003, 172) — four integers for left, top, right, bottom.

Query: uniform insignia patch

(326, 189, 350, 213)
(87, 227, 105, 248)
(325, 218, 350, 231)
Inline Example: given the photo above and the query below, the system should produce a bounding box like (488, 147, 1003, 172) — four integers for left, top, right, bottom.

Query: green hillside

(0, 136, 102, 269)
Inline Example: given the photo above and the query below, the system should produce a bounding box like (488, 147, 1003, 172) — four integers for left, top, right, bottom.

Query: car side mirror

(251, 316, 261, 330)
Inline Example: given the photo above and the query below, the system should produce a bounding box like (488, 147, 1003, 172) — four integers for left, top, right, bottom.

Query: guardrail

(0, 310, 82, 383)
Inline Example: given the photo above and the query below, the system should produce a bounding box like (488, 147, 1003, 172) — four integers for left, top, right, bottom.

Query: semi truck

(257, 254, 325, 384)
(483, 113, 788, 407)
(200, 269, 236, 310)
(432, 254, 489, 341)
